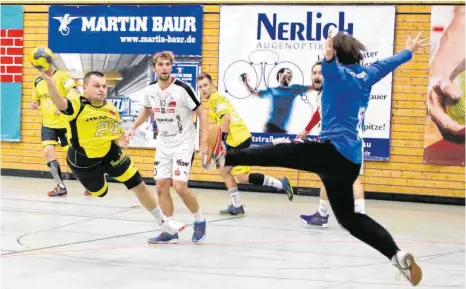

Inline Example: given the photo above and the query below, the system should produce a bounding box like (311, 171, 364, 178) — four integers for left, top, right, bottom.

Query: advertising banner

(218, 5, 396, 160)
(49, 5, 203, 56)
(423, 6, 465, 166)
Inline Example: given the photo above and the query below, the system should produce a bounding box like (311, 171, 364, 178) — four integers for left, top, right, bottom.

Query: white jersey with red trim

(144, 78, 201, 148)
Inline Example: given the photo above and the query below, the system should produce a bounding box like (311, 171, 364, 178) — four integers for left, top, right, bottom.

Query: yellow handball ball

(29, 46, 54, 71)
(445, 70, 465, 126)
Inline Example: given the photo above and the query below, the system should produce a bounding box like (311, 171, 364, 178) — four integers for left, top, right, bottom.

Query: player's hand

(40, 68, 54, 84)
(115, 133, 129, 149)
(324, 28, 335, 62)
(295, 130, 309, 140)
(31, 101, 39, 110)
(127, 127, 136, 140)
(406, 31, 429, 54)
(428, 78, 465, 136)
(240, 73, 249, 84)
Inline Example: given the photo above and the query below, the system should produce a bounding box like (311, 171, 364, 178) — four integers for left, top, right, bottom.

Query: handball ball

(445, 71, 465, 126)
(29, 46, 54, 71)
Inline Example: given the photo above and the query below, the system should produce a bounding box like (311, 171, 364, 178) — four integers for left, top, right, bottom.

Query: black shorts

(227, 137, 252, 152)
(41, 126, 68, 148)
(66, 142, 142, 197)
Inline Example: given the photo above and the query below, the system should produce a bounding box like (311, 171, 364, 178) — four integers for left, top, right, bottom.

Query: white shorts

(154, 146, 194, 182)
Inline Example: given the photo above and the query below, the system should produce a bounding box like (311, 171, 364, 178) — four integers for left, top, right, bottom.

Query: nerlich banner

(48, 5, 203, 56)
(217, 5, 396, 161)
(423, 6, 465, 167)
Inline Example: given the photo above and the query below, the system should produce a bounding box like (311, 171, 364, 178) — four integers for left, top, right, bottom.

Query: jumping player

(129, 51, 208, 244)
(296, 61, 366, 228)
(207, 30, 427, 286)
(31, 69, 89, 197)
(40, 69, 185, 236)
(197, 72, 294, 216)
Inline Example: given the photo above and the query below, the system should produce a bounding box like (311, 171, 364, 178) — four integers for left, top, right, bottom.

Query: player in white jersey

(129, 51, 208, 244)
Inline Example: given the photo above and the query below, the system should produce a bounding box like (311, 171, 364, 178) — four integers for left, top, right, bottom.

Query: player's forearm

(197, 106, 209, 144)
(131, 109, 152, 130)
(220, 114, 231, 134)
(44, 78, 68, 110)
(429, 8, 465, 79)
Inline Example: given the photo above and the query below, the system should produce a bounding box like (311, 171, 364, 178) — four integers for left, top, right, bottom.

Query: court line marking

(1, 215, 242, 257)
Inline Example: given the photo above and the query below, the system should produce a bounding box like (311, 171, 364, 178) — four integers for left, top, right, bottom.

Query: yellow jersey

(32, 70, 76, 129)
(60, 91, 123, 158)
(208, 90, 251, 147)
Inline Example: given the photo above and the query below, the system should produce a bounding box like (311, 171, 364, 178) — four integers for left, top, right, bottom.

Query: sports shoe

(219, 204, 245, 216)
(47, 185, 67, 197)
(192, 220, 207, 243)
(279, 176, 294, 201)
(300, 211, 329, 228)
(160, 219, 186, 235)
(148, 232, 179, 244)
(392, 251, 422, 286)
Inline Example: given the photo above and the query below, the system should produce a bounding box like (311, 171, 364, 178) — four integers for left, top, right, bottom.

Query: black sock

(47, 160, 65, 187)
(248, 173, 265, 185)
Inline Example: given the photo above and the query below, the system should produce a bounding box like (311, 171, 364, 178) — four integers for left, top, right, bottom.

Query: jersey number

(95, 121, 120, 137)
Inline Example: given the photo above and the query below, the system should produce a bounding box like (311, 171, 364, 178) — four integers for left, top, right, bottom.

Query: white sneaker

(392, 251, 422, 286)
(160, 219, 186, 235)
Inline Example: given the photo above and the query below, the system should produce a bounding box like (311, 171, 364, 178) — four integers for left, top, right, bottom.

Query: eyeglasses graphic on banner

(222, 49, 311, 105)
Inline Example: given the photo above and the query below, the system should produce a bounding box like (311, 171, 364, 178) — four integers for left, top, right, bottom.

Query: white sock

(228, 188, 241, 207)
(193, 210, 204, 223)
(318, 200, 329, 217)
(264, 176, 283, 189)
(354, 199, 366, 214)
(391, 251, 409, 268)
(149, 206, 165, 225)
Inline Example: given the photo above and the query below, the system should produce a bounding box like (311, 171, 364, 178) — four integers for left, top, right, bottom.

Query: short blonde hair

(152, 51, 175, 66)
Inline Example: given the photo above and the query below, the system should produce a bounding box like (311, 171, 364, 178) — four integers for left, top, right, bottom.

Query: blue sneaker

(300, 212, 329, 228)
(219, 204, 245, 216)
(192, 220, 207, 243)
(148, 232, 179, 244)
(279, 176, 294, 201)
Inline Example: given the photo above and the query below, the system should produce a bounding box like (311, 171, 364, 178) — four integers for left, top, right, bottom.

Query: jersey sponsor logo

(154, 108, 161, 113)
(174, 168, 180, 177)
(110, 151, 127, 167)
(176, 115, 183, 133)
(85, 115, 110, 122)
(168, 108, 175, 113)
(156, 117, 174, 123)
(168, 101, 176, 107)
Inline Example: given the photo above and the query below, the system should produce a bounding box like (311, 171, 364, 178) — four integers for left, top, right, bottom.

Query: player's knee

(90, 182, 109, 198)
(43, 145, 56, 160)
(235, 173, 249, 184)
(123, 171, 143, 190)
(172, 180, 188, 193)
(156, 181, 171, 196)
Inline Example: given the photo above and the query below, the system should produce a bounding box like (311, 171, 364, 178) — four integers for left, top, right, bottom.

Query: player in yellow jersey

(197, 73, 294, 216)
(39, 69, 186, 235)
(31, 70, 89, 197)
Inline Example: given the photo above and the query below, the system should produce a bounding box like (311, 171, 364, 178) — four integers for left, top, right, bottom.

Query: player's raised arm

(322, 29, 347, 80)
(41, 69, 68, 111)
(365, 31, 427, 86)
